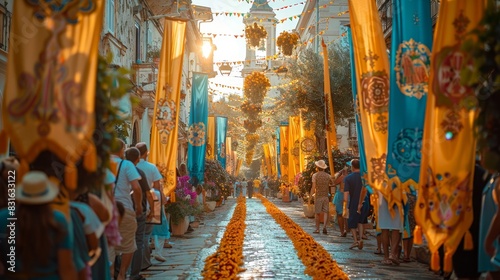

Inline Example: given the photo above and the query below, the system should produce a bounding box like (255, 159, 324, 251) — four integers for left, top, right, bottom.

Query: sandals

(339, 232, 347, 237)
(374, 249, 383, 255)
(349, 242, 359, 249)
(402, 257, 411, 263)
(313, 229, 320, 234)
(358, 240, 364, 250)
(380, 259, 392, 266)
(323, 228, 328, 234)
(388, 256, 400, 266)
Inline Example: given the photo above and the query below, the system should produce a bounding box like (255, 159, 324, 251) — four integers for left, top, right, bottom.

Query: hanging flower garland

(245, 22, 267, 48)
(277, 31, 300, 56)
(243, 72, 271, 104)
(256, 194, 349, 279)
(202, 196, 247, 279)
(240, 101, 263, 115)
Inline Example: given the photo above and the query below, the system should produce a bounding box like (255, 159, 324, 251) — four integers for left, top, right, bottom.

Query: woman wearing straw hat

(0, 171, 76, 279)
(309, 160, 332, 234)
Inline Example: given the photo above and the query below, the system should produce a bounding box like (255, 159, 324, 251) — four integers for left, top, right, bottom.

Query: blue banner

(347, 27, 370, 193)
(187, 73, 209, 183)
(386, 0, 432, 190)
(216, 116, 228, 168)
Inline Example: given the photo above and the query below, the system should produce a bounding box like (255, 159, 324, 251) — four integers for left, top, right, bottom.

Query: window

(135, 22, 141, 63)
(106, 0, 115, 33)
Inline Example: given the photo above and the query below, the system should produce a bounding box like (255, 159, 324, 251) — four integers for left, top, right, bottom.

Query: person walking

(111, 140, 143, 280)
(241, 178, 248, 197)
(135, 142, 169, 268)
(247, 178, 254, 198)
(126, 147, 154, 280)
(0, 171, 76, 279)
(343, 159, 366, 250)
(310, 160, 331, 235)
(333, 167, 348, 237)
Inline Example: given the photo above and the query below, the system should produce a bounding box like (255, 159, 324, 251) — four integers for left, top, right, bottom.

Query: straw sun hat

(16, 171, 59, 204)
(314, 160, 328, 170)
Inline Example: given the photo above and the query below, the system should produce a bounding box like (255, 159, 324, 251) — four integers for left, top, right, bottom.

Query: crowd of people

(232, 177, 269, 199)
(0, 141, 178, 280)
(309, 158, 500, 280)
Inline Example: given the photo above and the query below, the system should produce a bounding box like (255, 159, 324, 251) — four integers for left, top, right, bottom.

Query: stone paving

(141, 197, 442, 279)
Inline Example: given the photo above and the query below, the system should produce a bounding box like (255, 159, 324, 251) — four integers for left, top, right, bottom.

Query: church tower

(241, 0, 277, 76)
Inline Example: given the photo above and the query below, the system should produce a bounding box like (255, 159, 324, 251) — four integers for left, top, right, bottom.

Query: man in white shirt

(111, 140, 143, 280)
(135, 142, 167, 268)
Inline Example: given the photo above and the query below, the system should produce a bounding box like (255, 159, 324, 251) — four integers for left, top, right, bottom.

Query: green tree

(281, 43, 354, 152)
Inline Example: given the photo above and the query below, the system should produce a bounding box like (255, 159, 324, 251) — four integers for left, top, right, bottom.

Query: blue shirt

(0, 208, 71, 279)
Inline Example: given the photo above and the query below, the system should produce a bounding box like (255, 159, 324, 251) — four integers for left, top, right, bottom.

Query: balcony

(0, 1, 11, 53)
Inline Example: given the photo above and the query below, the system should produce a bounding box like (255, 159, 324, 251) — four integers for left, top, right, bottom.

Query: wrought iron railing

(378, 0, 393, 35)
(0, 1, 11, 52)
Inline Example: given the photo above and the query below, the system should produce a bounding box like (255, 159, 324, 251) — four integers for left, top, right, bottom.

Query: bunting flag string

(209, 79, 298, 92)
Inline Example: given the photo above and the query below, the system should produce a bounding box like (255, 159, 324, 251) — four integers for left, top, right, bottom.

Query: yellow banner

(226, 137, 232, 175)
(348, 0, 391, 202)
(268, 142, 277, 178)
(279, 126, 289, 182)
(288, 116, 301, 184)
(263, 144, 271, 178)
(207, 116, 215, 159)
(415, 0, 485, 273)
(300, 118, 316, 171)
(235, 158, 242, 177)
(150, 19, 187, 198)
(322, 38, 337, 174)
(0, 1, 104, 188)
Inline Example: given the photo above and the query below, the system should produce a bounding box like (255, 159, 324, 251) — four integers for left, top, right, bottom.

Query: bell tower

(241, 0, 277, 76)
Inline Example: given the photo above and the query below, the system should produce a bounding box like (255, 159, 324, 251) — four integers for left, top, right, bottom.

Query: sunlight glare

(202, 41, 212, 58)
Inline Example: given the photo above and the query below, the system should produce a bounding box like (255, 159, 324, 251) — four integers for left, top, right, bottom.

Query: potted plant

(146, 41, 161, 64)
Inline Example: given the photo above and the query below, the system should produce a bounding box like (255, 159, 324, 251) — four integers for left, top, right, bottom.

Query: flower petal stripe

(202, 196, 247, 279)
(256, 194, 349, 280)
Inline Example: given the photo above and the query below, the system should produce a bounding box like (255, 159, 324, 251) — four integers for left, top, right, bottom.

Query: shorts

(115, 208, 137, 254)
(314, 196, 329, 214)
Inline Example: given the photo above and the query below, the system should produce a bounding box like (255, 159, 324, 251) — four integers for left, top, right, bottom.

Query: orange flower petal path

(202, 196, 247, 279)
(256, 194, 349, 280)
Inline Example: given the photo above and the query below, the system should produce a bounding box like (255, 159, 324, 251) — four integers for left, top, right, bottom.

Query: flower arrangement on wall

(245, 22, 267, 48)
(240, 101, 263, 115)
(277, 31, 300, 56)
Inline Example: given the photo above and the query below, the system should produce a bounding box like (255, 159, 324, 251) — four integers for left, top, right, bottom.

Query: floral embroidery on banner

(187, 122, 206, 146)
(370, 154, 387, 186)
(281, 147, 289, 166)
(392, 128, 423, 167)
(394, 39, 431, 99)
(8, 1, 97, 136)
(155, 98, 176, 144)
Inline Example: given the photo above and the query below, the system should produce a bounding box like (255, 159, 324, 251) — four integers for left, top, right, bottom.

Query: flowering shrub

(245, 22, 267, 48)
(277, 31, 300, 56)
(176, 175, 198, 205)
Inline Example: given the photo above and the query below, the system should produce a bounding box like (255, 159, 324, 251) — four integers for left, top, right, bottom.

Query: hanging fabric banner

(279, 125, 289, 182)
(207, 116, 216, 159)
(348, 0, 391, 208)
(288, 116, 301, 184)
(226, 137, 233, 175)
(387, 0, 432, 239)
(276, 126, 281, 178)
(0, 0, 105, 188)
(149, 19, 187, 198)
(232, 151, 238, 176)
(235, 158, 243, 177)
(216, 116, 228, 168)
(347, 27, 369, 188)
(268, 142, 277, 178)
(300, 118, 317, 172)
(322, 38, 337, 175)
(263, 144, 272, 178)
(415, 0, 485, 273)
(187, 72, 208, 183)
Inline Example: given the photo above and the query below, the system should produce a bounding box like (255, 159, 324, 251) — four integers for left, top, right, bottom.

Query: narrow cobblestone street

(142, 197, 441, 279)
